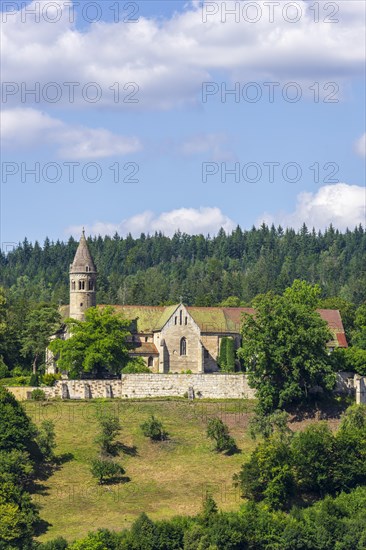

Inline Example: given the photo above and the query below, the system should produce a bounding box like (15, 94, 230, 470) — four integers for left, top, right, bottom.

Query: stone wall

(6, 386, 38, 401)
(7, 374, 256, 400)
(42, 379, 123, 400)
(335, 371, 356, 393)
(119, 373, 255, 399)
(7, 373, 365, 402)
(355, 375, 366, 405)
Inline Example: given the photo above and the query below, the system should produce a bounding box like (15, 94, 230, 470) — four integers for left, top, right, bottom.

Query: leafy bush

(235, 404, 366, 510)
(68, 530, 120, 550)
(95, 414, 121, 455)
(140, 415, 168, 441)
(219, 337, 236, 372)
(42, 373, 61, 386)
(0, 449, 34, 488)
(0, 387, 49, 547)
(11, 366, 28, 377)
(90, 458, 124, 484)
(0, 376, 31, 386)
(123, 358, 150, 373)
(206, 417, 237, 454)
(38, 537, 68, 549)
(31, 388, 46, 401)
(249, 410, 291, 440)
(0, 387, 37, 454)
(36, 420, 56, 461)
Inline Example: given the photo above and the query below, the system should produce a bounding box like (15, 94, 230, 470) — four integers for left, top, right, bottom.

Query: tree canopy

(238, 280, 335, 414)
(21, 303, 61, 374)
(1, 224, 365, 308)
(49, 306, 131, 377)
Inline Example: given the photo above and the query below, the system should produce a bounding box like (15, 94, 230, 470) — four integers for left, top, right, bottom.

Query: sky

(1, 0, 365, 247)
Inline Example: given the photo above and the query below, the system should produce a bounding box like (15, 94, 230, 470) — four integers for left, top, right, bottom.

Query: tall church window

(148, 356, 153, 367)
(175, 316, 177, 325)
(180, 310, 182, 325)
(180, 337, 187, 356)
(185, 317, 188, 325)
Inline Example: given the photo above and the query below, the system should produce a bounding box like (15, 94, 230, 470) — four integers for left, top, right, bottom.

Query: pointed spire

(70, 230, 96, 273)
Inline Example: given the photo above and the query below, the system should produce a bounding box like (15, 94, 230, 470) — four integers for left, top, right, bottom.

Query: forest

(0, 223, 365, 307)
(1, 224, 365, 378)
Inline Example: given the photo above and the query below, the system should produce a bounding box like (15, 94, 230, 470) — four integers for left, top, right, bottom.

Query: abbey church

(47, 231, 348, 375)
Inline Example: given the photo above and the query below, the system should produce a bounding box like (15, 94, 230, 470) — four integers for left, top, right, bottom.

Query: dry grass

(25, 399, 257, 542)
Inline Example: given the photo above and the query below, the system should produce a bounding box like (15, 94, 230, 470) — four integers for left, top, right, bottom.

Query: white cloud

(257, 183, 365, 231)
(2, 108, 141, 159)
(355, 133, 366, 157)
(66, 207, 236, 237)
(2, 107, 62, 145)
(1, 0, 364, 110)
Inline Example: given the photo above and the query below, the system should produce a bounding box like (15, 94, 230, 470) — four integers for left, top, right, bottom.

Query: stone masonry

(38, 374, 256, 400)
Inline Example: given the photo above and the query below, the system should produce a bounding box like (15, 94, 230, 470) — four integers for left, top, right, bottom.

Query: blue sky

(1, 0, 365, 246)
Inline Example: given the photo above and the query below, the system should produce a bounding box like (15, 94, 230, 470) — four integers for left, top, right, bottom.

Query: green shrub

(36, 420, 56, 461)
(123, 358, 150, 373)
(0, 376, 31, 386)
(11, 366, 26, 377)
(42, 373, 61, 386)
(140, 415, 168, 441)
(207, 417, 237, 454)
(38, 537, 68, 549)
(219, 337, 236, 372)
(90, 458, 125, 484)
(95, 414, 121, 455)
(31, 389, 46, 401)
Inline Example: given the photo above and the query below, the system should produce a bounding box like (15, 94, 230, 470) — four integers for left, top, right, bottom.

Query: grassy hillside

(25, 399, 257, 542)
(25, 398, 347, 543)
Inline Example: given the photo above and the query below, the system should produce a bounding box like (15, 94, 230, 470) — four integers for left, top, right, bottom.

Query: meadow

(25, 399, 257, 542)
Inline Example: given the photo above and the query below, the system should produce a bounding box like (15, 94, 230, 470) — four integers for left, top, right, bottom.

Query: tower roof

(70, 229, 97, 273)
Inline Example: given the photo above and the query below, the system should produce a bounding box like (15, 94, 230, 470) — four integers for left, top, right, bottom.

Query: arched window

(79, 280, 85, 290)
(86, 265, 90, 272)
(88, 280, 94, 291)
(180, 337, 187, 356)
(71, 281, 76, 291)
(148, 356, 153, 367)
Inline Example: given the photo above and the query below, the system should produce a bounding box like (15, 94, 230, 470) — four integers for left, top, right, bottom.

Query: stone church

(47, 231, 348, 375)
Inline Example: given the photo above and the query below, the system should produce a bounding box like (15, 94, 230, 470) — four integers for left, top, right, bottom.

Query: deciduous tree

(238, 281, 335, 414)
(49, 306, 130, 377)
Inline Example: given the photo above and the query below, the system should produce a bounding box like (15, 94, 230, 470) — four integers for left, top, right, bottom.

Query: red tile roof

(130, 342, 159, 355)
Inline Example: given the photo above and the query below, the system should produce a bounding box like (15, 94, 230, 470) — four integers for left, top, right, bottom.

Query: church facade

(47, 232, 348, 375)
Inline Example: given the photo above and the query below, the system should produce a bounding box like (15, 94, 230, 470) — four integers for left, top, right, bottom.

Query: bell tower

(69, 229, 97, 321)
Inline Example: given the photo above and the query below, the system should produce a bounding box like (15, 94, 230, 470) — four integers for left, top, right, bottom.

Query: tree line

(1, 223, 365, 307)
